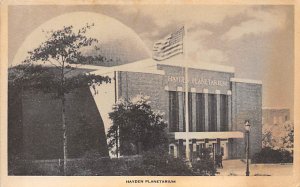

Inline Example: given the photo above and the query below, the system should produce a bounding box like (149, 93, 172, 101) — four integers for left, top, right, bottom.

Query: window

(188, 93, 193, 132)
(208, 94, 217, 131)
(220, 94, 228, 131)
(169, 91, 179, 132)
(196, 93, 205, 131)
(169, 91, 193, 132)
(182, 92, 186, 132)
(170, 145, 175, 156)
(169, 91, 229, 133)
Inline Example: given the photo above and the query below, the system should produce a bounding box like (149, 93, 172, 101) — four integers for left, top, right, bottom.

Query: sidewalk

(217, 159, 293, 176)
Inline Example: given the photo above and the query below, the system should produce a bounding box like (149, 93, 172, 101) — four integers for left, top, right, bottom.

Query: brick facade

(116, 64, 262, 159)
(231, 82, 262, 158)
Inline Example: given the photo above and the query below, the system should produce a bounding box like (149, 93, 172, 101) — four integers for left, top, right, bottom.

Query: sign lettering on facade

(167, 75, 228, 87)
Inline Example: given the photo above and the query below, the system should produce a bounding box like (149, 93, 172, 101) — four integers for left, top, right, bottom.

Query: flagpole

(183, 25, 190, 163)
(152, 26, 190, 162)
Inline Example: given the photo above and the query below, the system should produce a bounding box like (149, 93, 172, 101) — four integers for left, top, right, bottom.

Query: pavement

(216, 159, 293, 176)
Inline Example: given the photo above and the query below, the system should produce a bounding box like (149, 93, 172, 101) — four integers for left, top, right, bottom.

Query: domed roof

(12, 12, 151, 67)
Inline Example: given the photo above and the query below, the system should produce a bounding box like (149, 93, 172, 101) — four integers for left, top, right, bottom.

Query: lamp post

(245, 120, 251, 176)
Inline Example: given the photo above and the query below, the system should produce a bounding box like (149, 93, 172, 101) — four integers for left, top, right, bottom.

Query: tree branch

(46, 59, 62, 70)
(52, 57, 63, 66)
(63, 64, 84, 75)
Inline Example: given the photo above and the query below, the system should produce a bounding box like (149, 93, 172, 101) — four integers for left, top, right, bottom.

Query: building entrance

(170, 139, 229, 161)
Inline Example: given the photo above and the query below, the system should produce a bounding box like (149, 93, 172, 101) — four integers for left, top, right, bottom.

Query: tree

(282, 121, 294, 152)
(107, 95, 168, 156)
(262, 121, 294, 152)
(262, 130, 275, 148)
(16, 24, 111, 175)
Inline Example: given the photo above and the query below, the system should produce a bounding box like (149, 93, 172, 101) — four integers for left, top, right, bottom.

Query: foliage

(23, 24, 109, 65)
(8, 64, 110, 95)
(127, 146, 193, 176)
(107, 95, 168, 155)
(191, 148, 216, 176)
(10, 159, 48, 176)
(66, 150, 114, 176)
(282, 122, 294, 151)
(9, 23, 112, 95)
(262, 121, 294, 153)
(9, 24, 111, 176)
(262, 130, 275, 148)
(252, 147, 293, 163)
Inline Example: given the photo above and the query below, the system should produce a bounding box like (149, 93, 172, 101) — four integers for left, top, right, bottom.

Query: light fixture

(245, 120, 251, 132)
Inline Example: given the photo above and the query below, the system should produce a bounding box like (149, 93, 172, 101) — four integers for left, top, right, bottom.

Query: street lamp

(245, 120, 251, 176)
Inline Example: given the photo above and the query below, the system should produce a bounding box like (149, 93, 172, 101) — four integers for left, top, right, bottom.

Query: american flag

(152, 26, 185, 61)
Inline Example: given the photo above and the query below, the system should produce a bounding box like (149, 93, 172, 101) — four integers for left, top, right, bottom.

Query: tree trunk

(116, 127, 119, 158)
(61, 61, 67, 176)
(62, 94, 67, 175)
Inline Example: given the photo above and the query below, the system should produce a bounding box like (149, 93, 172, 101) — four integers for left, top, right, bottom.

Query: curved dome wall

(12, 11, 151, 67)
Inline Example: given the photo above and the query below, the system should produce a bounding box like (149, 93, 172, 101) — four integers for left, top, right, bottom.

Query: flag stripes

(152, 26, 184, 61)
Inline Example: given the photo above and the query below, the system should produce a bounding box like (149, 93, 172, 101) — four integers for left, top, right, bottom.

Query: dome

(12, 12, 151, 67)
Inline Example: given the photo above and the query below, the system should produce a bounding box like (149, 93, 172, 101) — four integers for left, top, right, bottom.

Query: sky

(8, 5, 294, 118)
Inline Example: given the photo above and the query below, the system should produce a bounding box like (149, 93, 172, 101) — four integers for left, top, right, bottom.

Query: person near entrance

(215, 153, 223, 168)
(219, 153, 223, 168)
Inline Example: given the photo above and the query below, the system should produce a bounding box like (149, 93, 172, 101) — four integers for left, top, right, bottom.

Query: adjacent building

(263, 108, 290, 127)
(262, 108, 292, 150)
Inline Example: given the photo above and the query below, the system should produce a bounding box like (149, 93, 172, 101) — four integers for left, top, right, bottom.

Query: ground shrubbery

(126, 146, 216, 176)
(67, 151, 114, 176)
(12, 148, 218, 176)
(63, 147, 192, 176)
(252, 147, 293, 163)
(68, 146, 217, 176)
(191, 148, 216, 176)
(10, 160, 47, 176)
(127, 146, 193, 176)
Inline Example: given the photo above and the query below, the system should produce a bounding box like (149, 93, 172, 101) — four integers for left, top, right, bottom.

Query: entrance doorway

(220, 141, 228, 159)
(170, 139, 229, 160)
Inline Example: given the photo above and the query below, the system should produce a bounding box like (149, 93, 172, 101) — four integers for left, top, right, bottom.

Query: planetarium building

(92, 54, 262, 160)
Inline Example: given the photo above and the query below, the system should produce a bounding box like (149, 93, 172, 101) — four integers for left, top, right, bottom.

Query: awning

(174, 131, 244, 140)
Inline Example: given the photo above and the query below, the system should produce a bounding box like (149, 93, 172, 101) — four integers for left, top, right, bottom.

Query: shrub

(107, 95, 168, 156)
(252, 147, 293, 163)
(126, 146, 218, 176)
(127, 146, 193, 176)
(191, 148, 216, 176)
(11, 160, 47, 176)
